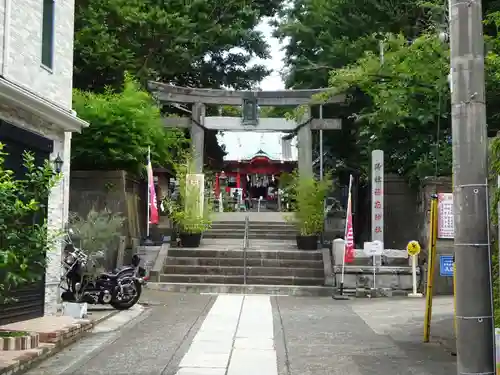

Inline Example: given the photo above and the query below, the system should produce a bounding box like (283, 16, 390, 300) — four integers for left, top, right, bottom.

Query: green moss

(493, 242, 500, 325)
(0, 331, 29, 337)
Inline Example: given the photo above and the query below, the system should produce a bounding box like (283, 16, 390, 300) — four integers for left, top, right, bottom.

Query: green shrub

(163, 152, 212, 234)
(288, 171, 332, 236)
(68, 208, 125, 255)
(0, 143, 60, 303)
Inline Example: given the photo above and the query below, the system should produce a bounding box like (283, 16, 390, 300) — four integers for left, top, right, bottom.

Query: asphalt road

(23, 291, 457, 375)
(25, 291, 216, 375)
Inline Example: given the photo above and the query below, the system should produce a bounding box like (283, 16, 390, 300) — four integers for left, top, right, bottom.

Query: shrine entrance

(147, 82, 345, 212)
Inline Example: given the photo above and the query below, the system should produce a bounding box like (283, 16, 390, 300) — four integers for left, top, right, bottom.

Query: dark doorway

(0, 120, 54, 325)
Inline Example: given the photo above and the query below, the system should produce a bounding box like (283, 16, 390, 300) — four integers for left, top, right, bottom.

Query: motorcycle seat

(101, 272, 119, 279)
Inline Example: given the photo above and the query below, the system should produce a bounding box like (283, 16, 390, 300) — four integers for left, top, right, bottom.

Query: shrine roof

(220, 132, 297, 162)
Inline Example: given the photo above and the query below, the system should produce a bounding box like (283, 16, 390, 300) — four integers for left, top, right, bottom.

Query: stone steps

(163, 265, 324, 278)
(167, 248, 322, 261)
(146, 282, 332, 297)
(204, 231, 296, 240)
(206, 220, 297, 240)
(206, 228, 297, 235)
(158, 274, 324, 286)
(157, 224, 327, 293)
(165, 256, 323, 268)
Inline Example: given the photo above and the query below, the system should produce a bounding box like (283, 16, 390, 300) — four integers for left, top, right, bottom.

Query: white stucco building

(0, 0, 88, 323)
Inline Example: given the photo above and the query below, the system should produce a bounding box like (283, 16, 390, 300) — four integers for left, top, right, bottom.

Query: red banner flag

(147, 152, 159, 225)
(344, 176, 355, 264)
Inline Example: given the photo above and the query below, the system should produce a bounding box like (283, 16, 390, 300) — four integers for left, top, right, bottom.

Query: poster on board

(437, 193, 454, 239)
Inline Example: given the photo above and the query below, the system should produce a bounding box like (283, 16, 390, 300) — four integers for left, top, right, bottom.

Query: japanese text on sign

(437, 193, 454, 239)
(439, 255, 454, 276)
(371, 150, 384, 243)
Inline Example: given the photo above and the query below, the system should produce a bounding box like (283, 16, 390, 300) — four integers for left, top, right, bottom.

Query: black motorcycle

(60, 236, 148, 310)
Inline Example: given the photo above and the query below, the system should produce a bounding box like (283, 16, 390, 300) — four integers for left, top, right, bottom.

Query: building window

(41, 0, 55, 69)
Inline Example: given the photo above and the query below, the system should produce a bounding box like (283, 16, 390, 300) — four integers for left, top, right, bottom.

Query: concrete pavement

(23, 291, 456, 375)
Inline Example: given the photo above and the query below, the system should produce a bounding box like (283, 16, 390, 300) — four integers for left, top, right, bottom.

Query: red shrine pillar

(236, 170, 241, 189)
(215, 173, 220, 196)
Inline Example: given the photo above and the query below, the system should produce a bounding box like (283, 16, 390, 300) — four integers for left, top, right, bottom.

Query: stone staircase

(148, 217, 330, 296)
(203, 221, 296, 240)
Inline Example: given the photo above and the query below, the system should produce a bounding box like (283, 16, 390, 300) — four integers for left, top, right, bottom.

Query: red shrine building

(215, 149, 296, 199)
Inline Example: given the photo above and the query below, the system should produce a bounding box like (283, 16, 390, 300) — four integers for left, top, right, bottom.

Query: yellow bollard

(453, 257, 457, 336)
(424, 195, 438, 343)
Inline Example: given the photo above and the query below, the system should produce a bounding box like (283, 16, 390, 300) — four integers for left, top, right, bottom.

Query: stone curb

(0, 309, 121, 375)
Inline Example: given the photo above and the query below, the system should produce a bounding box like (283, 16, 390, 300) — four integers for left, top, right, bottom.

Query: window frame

(41, 0, 55, 70)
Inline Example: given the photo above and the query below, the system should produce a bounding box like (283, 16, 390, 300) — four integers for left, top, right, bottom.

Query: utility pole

(319, 104, 324, 180)
(450, 0, 495, 373)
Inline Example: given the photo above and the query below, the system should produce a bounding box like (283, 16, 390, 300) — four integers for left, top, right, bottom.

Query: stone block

(332, 239, 410, 266)
(333, 265, 418, 293)
(321, 247, 334, 286)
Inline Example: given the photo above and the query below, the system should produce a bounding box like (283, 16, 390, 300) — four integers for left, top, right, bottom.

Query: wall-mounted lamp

(53, 154, 63, 174)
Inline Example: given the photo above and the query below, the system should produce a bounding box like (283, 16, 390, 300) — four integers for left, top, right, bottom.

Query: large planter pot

(180, 232, 202, 248)
(296, 234, 318, 250)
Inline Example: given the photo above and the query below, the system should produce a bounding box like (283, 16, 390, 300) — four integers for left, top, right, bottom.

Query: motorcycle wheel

(110, 275, 142, 310)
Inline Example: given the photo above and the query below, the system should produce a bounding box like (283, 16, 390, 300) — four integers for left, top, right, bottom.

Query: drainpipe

(2, 0, 11, 77)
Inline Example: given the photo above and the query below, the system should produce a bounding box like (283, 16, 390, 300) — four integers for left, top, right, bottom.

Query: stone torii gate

(148, 82, 345, 177)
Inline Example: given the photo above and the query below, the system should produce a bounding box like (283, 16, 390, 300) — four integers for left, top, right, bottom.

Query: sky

(218, 19, 298, 162)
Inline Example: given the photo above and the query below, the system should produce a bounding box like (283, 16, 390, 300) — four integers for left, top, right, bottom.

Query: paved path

(24, 291, 456, 375)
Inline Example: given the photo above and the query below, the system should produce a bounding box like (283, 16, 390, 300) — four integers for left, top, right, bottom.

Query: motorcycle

(59, 232, 148, 310)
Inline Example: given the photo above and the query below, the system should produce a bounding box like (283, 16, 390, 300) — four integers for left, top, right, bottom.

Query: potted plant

(163, 153, 212, 248)
(288, 171, 331, 250)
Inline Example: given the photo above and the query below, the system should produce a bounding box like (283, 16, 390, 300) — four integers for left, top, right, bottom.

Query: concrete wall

(0, 0, 75, 109)
(0, 103, 71, 316)
(69, 170, 146, 243)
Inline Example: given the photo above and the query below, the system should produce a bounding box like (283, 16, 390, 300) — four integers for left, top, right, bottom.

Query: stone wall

(353, 174, 454, 295)
(69, 170, 146, 243)
(330, 239, 416, 295)
(356, 174, 420, 248)
(384, 174, 421, 249)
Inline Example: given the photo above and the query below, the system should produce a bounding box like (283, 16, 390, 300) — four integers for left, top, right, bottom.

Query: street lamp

(53, 154, 63, 174)
(438, 31, 449, 43)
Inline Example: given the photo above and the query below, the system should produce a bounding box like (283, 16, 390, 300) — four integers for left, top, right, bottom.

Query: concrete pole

(190, 103, 205, 174)
(297, 106, 313, 178)
(450, 0, 495, 373)
(319, 105, 324, 180)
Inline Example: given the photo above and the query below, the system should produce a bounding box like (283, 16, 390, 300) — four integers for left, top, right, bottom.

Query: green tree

(324, 33, 451, 183)
(72, 74, 187, 173)
(275, 0, 500, 183)
(274, 0, 444, 89)
(0, 145, 60, 303)
(74, 0, 283, 92)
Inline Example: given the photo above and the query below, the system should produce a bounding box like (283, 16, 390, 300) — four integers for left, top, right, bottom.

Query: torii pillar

(297, 106, 313, 178)
(191, 103, 205, 173)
